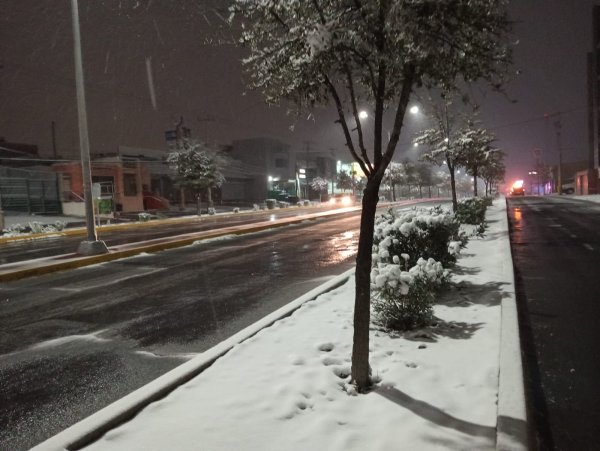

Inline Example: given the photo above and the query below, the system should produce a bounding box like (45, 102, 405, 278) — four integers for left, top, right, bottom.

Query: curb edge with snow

(31, 269, 355, 451)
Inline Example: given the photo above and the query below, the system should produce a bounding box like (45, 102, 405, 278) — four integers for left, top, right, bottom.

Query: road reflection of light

(269, 214, 276, 222)
(511, 207, 524, 244)
(319, 230, 359, 265)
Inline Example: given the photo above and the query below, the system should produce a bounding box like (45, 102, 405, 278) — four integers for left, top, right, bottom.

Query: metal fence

(0, 167, 62, 214)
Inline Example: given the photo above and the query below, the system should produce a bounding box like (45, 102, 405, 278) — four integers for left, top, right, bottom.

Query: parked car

(562, 179, 575, 194)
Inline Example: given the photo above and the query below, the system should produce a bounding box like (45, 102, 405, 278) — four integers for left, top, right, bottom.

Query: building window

(123, 173, 137, 196)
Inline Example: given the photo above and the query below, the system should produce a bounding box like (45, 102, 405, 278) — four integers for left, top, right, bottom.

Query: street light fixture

(409, 105, 419, 115)
(358, 110, 369, 119)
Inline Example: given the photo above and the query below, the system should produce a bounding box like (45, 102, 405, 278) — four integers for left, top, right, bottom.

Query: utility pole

(545, 112, 564, 194)
(554, 114, 563, 195)
(304, 141, 311, 199)
(51, 121, 58, 158)
(71, 0, 108, 255)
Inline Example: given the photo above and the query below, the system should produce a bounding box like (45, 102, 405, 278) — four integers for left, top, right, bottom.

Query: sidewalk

(32, 199, 527, 451)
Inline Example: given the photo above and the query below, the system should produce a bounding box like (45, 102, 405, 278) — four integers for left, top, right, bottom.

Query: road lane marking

(583, 243, 594, 251)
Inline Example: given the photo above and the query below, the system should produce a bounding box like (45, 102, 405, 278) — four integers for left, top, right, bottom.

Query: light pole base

(78, 240, 109, 256)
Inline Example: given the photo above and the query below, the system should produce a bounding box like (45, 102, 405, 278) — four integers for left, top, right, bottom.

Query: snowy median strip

(31, 269, 354, 451)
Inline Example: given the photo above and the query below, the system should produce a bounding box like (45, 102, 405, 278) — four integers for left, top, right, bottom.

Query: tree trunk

(428, 185, 431, 198)
(351, 179, 379, 392)
(449, 166, 458, 212)
(207, 187, 214, 209)
(196, 193, 201, 216)
(473, 170, 478, 197)
(179, 187, 185, 211)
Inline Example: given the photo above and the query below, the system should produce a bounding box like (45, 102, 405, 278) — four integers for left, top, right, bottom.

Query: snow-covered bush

(372, 206, 465, 268)
(233, 207, 240, 214)
(252, 204, 260, 211)
(138, 212, 152, 222)
(455, 197, 491, 225)
(54, 220, 66, 231)
(28, 221, 44, 234)
(208, 207, 216, 215)
(2, 223, 26, 236)
(371, 257, 449, 330)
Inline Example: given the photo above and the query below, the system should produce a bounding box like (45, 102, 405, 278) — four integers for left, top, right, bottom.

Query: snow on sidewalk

(80, 201, 513, 451)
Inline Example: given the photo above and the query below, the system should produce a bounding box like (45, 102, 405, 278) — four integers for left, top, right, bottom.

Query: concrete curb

(495, 198, 528, 451)
(30, 268, 355, 451)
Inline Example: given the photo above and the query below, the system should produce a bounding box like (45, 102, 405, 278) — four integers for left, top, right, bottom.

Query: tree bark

(351, 179, 379, 391)
(449, 165, 458, 212)
(207, 187, 214, 209)
(180, 187, 185, 211)
(196, 193, 201, 216)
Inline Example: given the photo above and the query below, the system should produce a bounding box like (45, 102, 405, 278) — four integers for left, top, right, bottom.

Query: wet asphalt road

(0, 207, 326, 265)
(0, 210, 364, 450)
(507, 196, 600, 451)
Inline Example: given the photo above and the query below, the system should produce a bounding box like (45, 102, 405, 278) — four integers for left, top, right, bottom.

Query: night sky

(0, 0, 597, 184)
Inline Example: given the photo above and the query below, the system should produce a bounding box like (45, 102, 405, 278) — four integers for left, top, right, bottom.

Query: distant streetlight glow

(409, 105, 419, 115)
(358, 110, 368, 119)
(413, 142, 419, 147)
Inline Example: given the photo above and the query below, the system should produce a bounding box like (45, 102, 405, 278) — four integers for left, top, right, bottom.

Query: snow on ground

(576, 194, 600, 204)
(80, 201, 512, 451)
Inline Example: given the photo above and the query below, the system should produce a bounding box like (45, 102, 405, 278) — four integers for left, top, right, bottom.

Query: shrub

(455, 197, 491, 225)
(372, 206, 465, 268)
(2, 223, 26, 236)
(28, 221, 44, 234)
(138, 212, 152, 222)
(208, 207, 216, 215)
(233, 207, 240, 214)
(54, 220, 66, 231)
(371, 257, 449, 330)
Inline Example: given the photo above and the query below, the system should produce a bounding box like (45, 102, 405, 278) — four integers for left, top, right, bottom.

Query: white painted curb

(495, 198, 528, 451)
(31, 269, 355, 451)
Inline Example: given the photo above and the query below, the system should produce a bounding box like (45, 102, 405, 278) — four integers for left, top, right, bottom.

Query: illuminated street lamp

(409, 105, 420, 115)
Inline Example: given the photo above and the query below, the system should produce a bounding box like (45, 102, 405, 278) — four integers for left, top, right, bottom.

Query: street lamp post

(71, 0, 108, 255)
